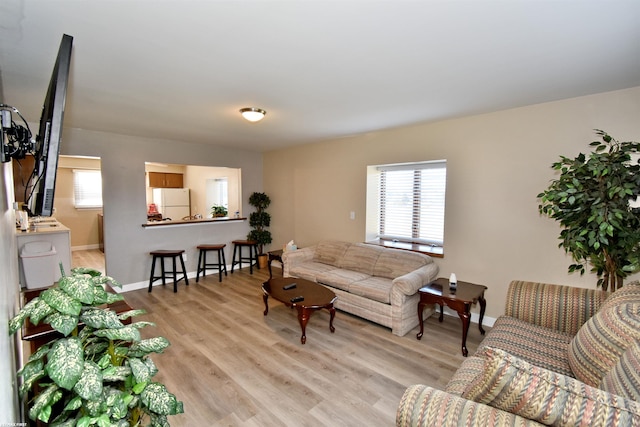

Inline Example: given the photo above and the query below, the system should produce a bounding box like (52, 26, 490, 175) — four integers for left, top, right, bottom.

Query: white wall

(0, 161, 21, 422)
(264, 87, 640, 320)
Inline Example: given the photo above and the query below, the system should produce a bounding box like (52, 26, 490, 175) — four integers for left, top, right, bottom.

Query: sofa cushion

(568, 303, 640, 387)
(398, 384, 544, 427)
(600, 342, 640, 401)
(338, 243, 383, 275)
(373, 248, 430, 280)
(477, 316, 574, 377)
(601, 281, 640, 309)
(504, 280, 609, 336)
(348, 276, 393, 304)
(462, 347, 640, 426)
(313, 240, 351, 266)
(316, 269, 371, 292)
(445, 355, 486, 396)
(288, 261, 338, 283)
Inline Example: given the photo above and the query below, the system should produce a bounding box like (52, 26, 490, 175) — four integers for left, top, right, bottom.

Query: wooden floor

(74, 250, 486, 426)
(71, 248, 105, 275)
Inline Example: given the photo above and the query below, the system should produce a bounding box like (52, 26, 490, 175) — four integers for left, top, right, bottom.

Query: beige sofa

(282, 240, 439, 336)
(397, 280, 640, 426)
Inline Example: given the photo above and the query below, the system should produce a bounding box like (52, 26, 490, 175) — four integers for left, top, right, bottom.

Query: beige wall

(55, 156, 102, 249)
(183, 166, 241, 218)
(264, 86, 640, 320)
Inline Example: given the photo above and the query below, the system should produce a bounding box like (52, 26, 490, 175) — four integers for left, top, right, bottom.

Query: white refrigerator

(153, 188, 190, 220)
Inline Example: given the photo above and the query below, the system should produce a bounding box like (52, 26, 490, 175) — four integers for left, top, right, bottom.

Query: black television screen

(26, 34, 73, 217)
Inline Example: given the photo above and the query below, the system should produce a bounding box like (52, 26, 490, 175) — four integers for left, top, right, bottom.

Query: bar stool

(196, 244, 227, 282)
(231, 240, 259, 274)
(148, 249, 189, 293)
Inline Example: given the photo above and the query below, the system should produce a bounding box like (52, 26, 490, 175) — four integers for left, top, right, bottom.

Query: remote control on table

(290, 296, 304, 303)
(283, 283, 297, 290)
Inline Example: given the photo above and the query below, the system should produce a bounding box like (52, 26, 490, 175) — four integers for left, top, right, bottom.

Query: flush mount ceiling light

(240, 107, 266, 122)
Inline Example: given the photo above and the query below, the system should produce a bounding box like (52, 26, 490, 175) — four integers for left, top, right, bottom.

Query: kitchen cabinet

(148, 172, 183, 188)
(98, 213, 104, 252)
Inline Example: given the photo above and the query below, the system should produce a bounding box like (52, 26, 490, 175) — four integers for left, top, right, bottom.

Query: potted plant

(9, 267, 183, 426)
(211, 204, 228, 218)
(247, 192, 272, 268)
(538, 129, 640, 291)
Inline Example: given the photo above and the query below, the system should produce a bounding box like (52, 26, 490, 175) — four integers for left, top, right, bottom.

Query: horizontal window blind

(73, 169, 103, 209)
(378, 161, 446, 245)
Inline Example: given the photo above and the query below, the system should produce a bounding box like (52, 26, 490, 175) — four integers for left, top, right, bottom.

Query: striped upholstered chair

(397, 280, 640, 427)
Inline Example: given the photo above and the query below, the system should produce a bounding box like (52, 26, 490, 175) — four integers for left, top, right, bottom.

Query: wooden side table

(417, 277, 487, 356)
(267, 249, 284, 278)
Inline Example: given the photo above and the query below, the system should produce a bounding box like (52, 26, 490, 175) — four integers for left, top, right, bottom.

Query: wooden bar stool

(148, 249, 189, 293)
(196, 244, 227, 282)
(231, 240, 259, 274)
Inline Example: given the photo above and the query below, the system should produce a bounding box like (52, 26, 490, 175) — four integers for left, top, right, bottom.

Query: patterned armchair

(397, 280, 640, 426)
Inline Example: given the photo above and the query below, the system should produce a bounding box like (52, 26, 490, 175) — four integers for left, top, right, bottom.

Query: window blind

(73, 169, 103, 208)
(378, 161, 446, 245)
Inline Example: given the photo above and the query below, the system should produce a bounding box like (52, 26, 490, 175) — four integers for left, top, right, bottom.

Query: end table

(417, 277, 487, 356)
(267, 249, 284, 278)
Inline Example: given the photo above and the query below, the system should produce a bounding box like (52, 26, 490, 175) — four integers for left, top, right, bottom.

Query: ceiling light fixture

(240, 107, 266, 122)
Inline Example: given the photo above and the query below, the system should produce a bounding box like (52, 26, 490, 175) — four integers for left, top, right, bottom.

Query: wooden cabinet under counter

(98, 213, 104, 252)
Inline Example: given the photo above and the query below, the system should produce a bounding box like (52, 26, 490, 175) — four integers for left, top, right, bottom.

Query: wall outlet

(350, 211, 355, 220)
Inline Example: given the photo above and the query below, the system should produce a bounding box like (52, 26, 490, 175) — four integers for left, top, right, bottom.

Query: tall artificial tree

(247, 192, 272, 254)
(538, 130, 640, 291)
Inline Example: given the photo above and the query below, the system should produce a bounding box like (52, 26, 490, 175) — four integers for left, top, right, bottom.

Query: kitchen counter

(142, 217, 246, 228)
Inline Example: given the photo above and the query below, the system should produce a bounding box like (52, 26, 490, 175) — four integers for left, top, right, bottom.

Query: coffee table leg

(458, 304, 471, 357)
(296, 306, 311, 344)
(329, 306, 336, 333)
(263, 293, 269, 316)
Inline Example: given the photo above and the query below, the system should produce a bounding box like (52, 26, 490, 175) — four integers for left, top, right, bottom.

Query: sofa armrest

(281, 246, 316, 277)
(504, 280, 609, 336)
(392, 263, 439, 296)
(396, 385, 544, 427)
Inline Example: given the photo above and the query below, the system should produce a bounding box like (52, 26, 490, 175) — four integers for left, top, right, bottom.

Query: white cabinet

(16, 222, 71, 288)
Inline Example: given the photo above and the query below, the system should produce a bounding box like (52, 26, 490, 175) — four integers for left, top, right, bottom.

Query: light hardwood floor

(74, 251, 486, 426)
(71, 248, 105, 274)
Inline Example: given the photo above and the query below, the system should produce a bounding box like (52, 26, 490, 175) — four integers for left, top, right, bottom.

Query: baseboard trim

(438, 306, 496, 328)
(72, 244, 101, 251)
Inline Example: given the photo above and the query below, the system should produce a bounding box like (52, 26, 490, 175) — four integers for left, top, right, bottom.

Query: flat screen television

(25, 34, 73, 217)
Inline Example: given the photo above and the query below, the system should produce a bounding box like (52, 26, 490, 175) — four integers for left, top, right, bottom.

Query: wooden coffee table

(262, 277, 337, 344)
(416, 277, 487, 356)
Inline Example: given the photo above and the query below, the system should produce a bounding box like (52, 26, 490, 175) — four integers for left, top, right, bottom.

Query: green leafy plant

(9, 267, 183, 426)
(247, 192, 272, 254)
(538, 129, 640, 291)
(210, 204, 228, 218)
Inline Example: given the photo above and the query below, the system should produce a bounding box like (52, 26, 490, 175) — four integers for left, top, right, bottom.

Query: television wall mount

(0, 104, 34, 163)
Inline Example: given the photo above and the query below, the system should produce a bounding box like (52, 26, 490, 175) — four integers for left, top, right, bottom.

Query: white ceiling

(1, 1, 639, 152)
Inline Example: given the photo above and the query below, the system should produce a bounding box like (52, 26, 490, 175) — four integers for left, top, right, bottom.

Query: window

(367, 160, 446, 247)
(73, 169, 103, 208)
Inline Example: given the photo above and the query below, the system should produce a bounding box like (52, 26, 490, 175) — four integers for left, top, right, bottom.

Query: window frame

(366, 160, 447, 254)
